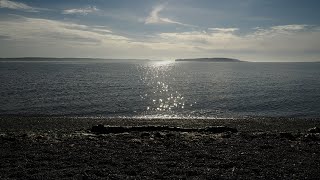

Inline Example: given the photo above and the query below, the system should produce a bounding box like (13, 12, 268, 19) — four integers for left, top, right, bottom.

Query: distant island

(175, 58, 243, 62)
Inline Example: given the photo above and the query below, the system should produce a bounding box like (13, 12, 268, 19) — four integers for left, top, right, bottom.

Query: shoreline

(1, 117, 320, 179)
(1, 116, 320, 133)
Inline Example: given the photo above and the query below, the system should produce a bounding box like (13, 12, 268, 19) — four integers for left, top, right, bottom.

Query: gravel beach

(1, 117, 320, 179)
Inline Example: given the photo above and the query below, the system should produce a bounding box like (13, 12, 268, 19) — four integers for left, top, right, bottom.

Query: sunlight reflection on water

(138, 61, 194, 116)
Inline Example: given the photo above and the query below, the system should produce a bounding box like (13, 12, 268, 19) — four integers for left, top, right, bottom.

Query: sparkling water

(1, 59, 320, 118)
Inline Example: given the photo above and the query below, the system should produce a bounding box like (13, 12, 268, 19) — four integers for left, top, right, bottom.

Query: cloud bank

(0, 15, 320, 61)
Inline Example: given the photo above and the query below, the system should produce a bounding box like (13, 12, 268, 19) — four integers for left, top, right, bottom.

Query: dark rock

(259, 145, 274, 149)
(166, 133, 175, 138)
(36, 135, 45, 140)
(308, 127, 320, 133)
(20, 133, 28, 138)
(154, 132, 165, 138)
(279, 132, 296, 141)
(221, 132, 232, 138)
(1, 135, 16, 141)
(140, 132, 150, 138)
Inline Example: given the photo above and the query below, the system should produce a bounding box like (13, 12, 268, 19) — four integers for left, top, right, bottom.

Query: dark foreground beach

(1, 117, 320, 179)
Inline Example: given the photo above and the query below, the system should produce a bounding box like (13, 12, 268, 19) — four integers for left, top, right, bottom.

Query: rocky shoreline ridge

(90, 125, 238, 134)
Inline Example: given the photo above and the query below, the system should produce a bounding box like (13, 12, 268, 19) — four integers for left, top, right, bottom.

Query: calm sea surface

(1, 59, 320, 119)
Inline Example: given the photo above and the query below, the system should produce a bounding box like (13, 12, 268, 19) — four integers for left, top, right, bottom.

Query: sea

(1, 59, 320, 119)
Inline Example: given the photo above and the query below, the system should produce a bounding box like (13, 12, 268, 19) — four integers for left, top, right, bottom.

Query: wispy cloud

(0, 0, 39, 12)
(208, 28, 239, 33)
(0, 15, 128, 44)
(62, 6, 99, 15)
(145, 4, 195, 27)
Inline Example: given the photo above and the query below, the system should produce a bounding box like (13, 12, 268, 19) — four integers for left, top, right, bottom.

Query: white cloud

(151, 25, 320, 61)
(208, 28, 239, 33)
(271, 24, 308, 31)
(62, 6, 99, 15)
(145, 4, 194, 27)
(0, 0, 38, 12)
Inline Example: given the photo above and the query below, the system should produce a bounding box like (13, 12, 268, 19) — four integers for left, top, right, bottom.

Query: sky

(0, 0, 320, 61)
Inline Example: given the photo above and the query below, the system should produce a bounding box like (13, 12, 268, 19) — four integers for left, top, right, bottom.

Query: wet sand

(1, 117, 320, 179)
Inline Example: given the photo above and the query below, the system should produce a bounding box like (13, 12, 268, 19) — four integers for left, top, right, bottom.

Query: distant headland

(175, 58, 243, 62)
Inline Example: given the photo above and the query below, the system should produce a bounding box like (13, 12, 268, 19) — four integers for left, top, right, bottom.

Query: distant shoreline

(1, 57, 320, 63)
(0, 57, 151, 61)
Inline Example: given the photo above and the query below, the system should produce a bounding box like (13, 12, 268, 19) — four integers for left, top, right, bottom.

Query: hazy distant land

(0, 57, 244, 62)
(0, 57, 150, 61)
(175, 58, 243, 62)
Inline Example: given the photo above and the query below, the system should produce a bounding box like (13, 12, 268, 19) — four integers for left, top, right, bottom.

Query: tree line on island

(175, 58, 244, 62)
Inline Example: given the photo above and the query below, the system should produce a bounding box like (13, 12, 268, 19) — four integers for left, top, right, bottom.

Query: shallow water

(1, 59, 320, 118)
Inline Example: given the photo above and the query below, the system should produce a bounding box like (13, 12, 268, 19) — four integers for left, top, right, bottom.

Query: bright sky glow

(1, 0, 320, 61)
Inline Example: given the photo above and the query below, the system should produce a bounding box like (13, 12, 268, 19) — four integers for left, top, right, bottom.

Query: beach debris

(91, 124, 106, 134)
(308, 127, 320, 133)
(90, 125, 238, 134)
(91, 124, 126, 134)
(204, 126, 238, 133)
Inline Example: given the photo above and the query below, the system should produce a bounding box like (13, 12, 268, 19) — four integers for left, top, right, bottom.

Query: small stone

(36, 135, 45, 140)
(221, 132, 232, 138)
(154, 132, 165, 138)
(259, 145, 274, 149)
(166, 133, 175, 138)
(140, 132, 150, 138)
(304, 134, 319, 141)
(308, 127, 320, 133)
(129, 138, 142, 144)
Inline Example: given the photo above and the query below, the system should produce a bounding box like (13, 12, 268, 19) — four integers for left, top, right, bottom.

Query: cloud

(0, 16, 320, 61)
(0, 15, 128, 45)
(62, 6, 99, 15)
(208, 28, 239, 33)
(0, 0, 38, 12)
(271, 24, 308, 31)
(150, 24, 320, 60)
(145, 4, 194, 27)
